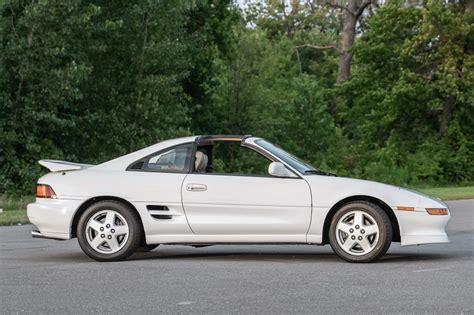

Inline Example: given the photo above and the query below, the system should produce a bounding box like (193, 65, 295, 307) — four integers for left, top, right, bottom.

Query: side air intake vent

(146, 205, 169, 211)
(147, 205, 171, 220)
(151, 215, 172, 220)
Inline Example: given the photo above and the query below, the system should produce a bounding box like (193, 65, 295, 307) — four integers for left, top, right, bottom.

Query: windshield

(255, 139, 318, 174)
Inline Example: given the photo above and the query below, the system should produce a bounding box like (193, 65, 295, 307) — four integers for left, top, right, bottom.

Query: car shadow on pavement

(11, 245, 460, 264)
(127, 247, 455, 264)
(130, 251, 342, 263)
(12, 250, 455, 265)
(378, 253, 454, 263)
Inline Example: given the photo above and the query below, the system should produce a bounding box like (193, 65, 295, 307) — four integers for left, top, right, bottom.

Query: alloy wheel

(85, 210, 129, 254)
(335, 210, 380, 256)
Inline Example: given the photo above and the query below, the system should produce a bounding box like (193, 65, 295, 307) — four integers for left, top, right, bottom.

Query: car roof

(196, 134, 253, 145)
(94, 136, 198, 170)
(93, 135, 256, 171)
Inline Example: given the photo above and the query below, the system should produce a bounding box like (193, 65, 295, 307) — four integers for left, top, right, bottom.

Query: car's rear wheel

(329, 201, 392, 263)
(77, 201, 142, 262)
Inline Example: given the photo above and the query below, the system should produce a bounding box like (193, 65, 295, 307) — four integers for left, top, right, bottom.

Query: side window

(208, 141, 271, 176)
(139, 143, 193, 173)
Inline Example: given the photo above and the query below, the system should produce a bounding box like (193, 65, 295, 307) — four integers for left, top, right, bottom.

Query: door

(181, 140, 312, 239)
(182, 174, 312, 236)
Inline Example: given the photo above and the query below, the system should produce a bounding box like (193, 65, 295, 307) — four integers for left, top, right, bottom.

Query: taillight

(36, 184, 56, 198)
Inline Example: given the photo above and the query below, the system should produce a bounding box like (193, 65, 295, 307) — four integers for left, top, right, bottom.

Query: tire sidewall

(77, 201, 142, 262)
(329, 202, 392, 263)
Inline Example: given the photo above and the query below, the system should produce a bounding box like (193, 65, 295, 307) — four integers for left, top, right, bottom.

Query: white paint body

(27, 136, 450, 246)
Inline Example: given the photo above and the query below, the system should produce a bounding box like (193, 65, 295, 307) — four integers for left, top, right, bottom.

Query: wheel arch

(321, 195, 401, 244)
(71, 196, 144, 238)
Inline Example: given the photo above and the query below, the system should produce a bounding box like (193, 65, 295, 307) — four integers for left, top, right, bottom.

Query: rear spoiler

(39, 160, 94, 172)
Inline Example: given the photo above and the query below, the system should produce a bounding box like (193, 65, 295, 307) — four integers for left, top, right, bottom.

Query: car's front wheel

(77, 201, 142, 262)
(329, 201, 392, 263)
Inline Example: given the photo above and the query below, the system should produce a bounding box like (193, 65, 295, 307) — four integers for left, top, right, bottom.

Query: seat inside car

(195, 151, 208, 173)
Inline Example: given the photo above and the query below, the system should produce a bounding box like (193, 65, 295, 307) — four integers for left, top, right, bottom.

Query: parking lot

(1, 199, 472, 314)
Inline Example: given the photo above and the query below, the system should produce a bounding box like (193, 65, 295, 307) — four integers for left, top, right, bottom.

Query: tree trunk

(440, 96, 456, 135)
(337, 9, 357, 83)
(16, 31, 33, 100)
(334, 0, 372, 83)
(466, 0, 474, 11)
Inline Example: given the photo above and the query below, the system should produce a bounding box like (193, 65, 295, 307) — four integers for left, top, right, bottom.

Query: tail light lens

(36, 184, 56, 198)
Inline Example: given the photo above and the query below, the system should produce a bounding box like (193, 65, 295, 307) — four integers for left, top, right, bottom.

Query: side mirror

(268, 162, 296, 178)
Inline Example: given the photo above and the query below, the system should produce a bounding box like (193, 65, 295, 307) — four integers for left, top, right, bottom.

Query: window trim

(125, 138, 301, 179)
(126, 142, 196, 174)
(254, 139, 315, 175)
(188, 172, 302, 179)
(244, 143, 302, 179)
(245, 141, 302, 178)
(191, 140, 301, 179)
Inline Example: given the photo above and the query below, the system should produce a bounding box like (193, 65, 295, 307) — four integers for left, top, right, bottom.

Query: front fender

(304, 176, 449, 245)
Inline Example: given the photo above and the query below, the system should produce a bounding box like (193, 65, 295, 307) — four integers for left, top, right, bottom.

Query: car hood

(302, 175, 447, 210)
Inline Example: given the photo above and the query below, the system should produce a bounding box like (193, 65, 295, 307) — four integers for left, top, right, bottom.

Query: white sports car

(28, 135, 450, 262)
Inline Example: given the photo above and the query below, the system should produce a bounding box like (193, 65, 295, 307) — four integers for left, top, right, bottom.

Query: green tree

(344, 0, 474, 184)
(183, 0, 240, 135)
(205, 27, 338, 171)
(0, 0, 193, 194)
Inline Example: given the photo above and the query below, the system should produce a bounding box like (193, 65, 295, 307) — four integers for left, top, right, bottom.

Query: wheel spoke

(88, 220, 102, 232)
(114, 225, 128, 236)
(342, 239, 356, 252)
(107, 236, 120, 252)
(363, 224, 379, 236)
(104, 211, 116, 226)
(358, 237, 372, 252)
(90, 235, 104, 249)
(353, 211, 364, 227)
(337, 222, 352, 234)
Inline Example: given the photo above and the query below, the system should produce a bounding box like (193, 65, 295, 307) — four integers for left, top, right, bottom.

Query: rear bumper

(31, 225, 67, 240)
(31, 226, 45, 238)
(27, 198, 83, 240)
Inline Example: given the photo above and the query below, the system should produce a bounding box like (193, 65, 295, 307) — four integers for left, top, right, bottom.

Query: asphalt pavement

(1, 199, 473, 314)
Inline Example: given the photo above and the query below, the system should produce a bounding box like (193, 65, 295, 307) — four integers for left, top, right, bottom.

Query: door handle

(186, 183, 207, 192)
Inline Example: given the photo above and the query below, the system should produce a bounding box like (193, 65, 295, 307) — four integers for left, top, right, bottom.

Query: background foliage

(1, 0, 473, 194)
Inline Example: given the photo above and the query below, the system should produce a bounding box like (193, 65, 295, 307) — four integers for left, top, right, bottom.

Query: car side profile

(27, 135, 450, 263)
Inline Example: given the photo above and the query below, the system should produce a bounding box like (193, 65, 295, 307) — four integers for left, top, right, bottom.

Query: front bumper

(27, 198, 83, 240)
(396, 208, 451, 246)
(401, 234, 449, 246)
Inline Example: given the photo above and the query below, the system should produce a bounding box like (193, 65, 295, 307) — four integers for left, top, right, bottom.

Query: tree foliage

(0, 0, 472, 194)
(1, 0, 194, 192)
(344, 0, 474, 184)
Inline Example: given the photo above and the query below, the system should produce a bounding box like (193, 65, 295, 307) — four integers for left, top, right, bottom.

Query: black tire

(77, 200, 142, 262)
(328, 201, 392, 263)
(136, 244, 159, 252)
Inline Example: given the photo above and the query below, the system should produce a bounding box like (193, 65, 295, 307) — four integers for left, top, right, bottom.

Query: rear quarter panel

(39, 169, 193, 238)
